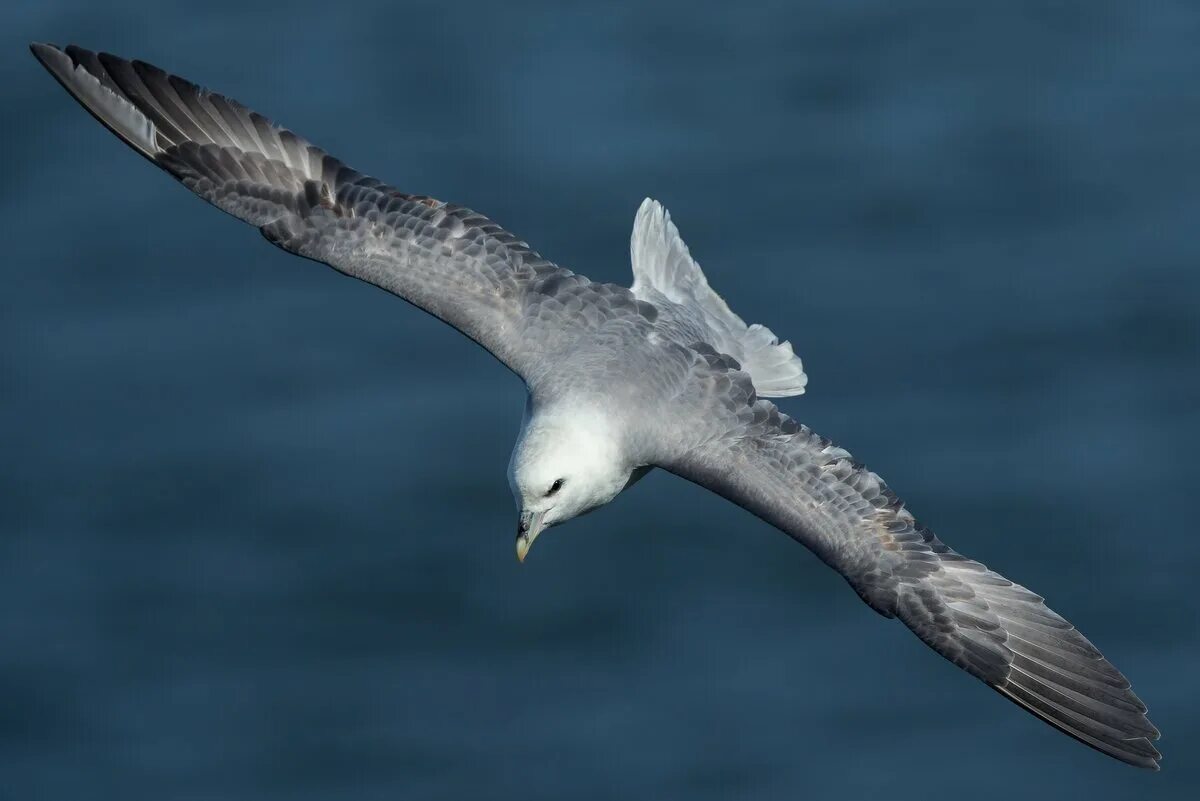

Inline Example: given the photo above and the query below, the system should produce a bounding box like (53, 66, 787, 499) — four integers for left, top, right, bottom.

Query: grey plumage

(657, 364, 1160, 767)
(30, 43, 1161, 770)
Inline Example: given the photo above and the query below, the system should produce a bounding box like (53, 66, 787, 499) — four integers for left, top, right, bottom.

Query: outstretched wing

(30, 43, 583, 378)
(653, 349, 1161, 769)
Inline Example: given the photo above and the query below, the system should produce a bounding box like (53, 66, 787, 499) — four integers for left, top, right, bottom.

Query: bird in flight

(30, 43, 1161, 769)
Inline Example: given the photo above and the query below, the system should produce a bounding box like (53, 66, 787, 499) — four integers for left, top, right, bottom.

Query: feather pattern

(32, 42, 1161, 770)
(28, 42, 644, 379)
(655, 350, 1161, 769)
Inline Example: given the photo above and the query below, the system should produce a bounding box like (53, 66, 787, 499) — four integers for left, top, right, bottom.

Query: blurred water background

(2, 1, 1198, 799)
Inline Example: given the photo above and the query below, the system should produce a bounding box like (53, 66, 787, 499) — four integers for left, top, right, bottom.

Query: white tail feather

(630, 198, 807, 397)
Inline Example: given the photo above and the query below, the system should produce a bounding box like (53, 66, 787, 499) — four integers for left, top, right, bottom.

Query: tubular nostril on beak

(515, 509, 543, 563)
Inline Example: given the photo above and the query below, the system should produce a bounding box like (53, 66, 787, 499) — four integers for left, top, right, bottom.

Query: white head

(508, 404, 635, 562)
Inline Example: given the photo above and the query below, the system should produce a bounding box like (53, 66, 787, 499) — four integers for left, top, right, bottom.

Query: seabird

(29, 43, 1161, 769)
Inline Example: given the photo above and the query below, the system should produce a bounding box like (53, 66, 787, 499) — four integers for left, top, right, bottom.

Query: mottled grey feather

(652, 351, 1160, 769)
(32, 42, 1160, 770)
(29, 42, 655, 379)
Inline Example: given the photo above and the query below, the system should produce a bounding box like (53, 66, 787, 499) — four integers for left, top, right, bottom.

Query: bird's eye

(546, 478, 564, 497)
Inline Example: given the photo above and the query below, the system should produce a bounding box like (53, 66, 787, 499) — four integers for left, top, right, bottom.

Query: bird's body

(30, 42, 1162, 770)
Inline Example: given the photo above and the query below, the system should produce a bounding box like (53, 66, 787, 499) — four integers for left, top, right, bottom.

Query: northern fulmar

(30, 42, 1161, 770)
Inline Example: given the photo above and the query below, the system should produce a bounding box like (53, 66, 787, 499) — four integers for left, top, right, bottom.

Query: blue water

(3, 2, 1198, 798)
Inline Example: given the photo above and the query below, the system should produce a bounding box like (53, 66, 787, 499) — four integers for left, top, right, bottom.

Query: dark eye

(546, 478, 564, 497)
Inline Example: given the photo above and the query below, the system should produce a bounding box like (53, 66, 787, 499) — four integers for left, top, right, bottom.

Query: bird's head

(508, 404, 634, 562)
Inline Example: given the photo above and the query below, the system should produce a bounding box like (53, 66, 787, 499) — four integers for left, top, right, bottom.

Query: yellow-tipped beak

(516, 509, 546, 563)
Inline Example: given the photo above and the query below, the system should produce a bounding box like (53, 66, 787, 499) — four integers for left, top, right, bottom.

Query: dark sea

(3, 2, 1197, 799)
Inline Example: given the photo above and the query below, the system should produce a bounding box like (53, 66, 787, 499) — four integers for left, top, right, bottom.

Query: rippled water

(3, 2, 1197, 798)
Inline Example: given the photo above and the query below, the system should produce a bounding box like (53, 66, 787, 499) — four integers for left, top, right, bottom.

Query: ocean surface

(2, 2, 1198, 799)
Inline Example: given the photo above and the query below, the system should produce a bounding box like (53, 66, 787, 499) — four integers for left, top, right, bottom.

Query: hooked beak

(515, 509, 547, 563)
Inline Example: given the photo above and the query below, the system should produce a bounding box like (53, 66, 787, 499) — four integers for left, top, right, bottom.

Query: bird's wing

(650, 348, 1160, 769)
(30, 43, 621, 379)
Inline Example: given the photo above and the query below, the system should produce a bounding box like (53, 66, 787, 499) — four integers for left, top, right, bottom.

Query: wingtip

(29, 41, 163, 162)
(29, 42, 62, 64)
(1129, 741, 1163, 771)
(29, 42, 76, 86)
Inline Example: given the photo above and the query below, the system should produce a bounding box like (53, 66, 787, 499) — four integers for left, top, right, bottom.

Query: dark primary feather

(28, 42, 632, 379)
(658, 352, 1160, 769)
(32, 41, 1161, 770)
